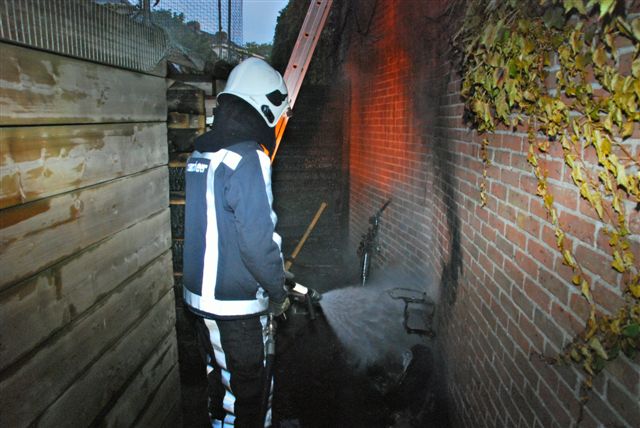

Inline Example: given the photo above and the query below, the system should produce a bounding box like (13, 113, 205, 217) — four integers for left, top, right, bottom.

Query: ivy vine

(453, 0, 639, 392)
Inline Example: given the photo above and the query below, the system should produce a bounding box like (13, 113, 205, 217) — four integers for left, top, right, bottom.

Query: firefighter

(182, 57, 291, 427)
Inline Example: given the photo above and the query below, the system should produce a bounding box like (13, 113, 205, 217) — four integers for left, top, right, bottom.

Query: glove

(284, 270, 295, 286)
(307, 287, 322, 303)
(268, 297, 290, 317)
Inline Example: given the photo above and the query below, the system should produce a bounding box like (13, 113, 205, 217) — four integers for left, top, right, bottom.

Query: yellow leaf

(630, 281, 640, 298)
(581, 280, 594, 304)
(544, 193, 554, 209)
(591, 192, 604, 219)
(564, 250, 577, 267)
(572, 274, 581, 285)
(572, 164, 584, 184)
(579, 182, 591, 201)
(593, 46, 607, 68)
(612, 251, 625, 272)
(565, 154, 575, 168)
(612, 196, 622, 214)
(615, 163, 629, 190)
(557, 229, 565, 248)
(589, 337, 608, 360)
(621, 121, 634, 139)
(570, 348, 581, 362)
(633, 18, 640, 42)
(623, 251, 635, 266)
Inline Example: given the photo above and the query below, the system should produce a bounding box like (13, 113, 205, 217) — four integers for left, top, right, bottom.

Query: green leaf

(622, 324, 640, 338)
(597, 0, 616, 18)
(632, 18, 640, 42)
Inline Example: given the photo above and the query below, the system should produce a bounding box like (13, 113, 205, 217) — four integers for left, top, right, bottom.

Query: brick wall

(272, 83, 350, 291)
(342, 0, 639, 427)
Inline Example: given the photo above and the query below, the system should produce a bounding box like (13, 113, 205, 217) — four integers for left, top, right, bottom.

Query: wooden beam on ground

(0, 122, 167, 209)
(0, 167, 169, 289)
(0, 210, 172, 371)
(0, 42, 167, 126)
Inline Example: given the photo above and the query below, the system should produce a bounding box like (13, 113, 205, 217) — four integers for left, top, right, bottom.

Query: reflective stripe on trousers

(203, 316, 271, 427)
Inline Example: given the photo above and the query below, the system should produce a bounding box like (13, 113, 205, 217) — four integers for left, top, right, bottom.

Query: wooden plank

(168, 112, 205, 130)
(0, 122, 167, 209)
(101, 336, 180, 428)
(133, 364, 182, 428)
(167, 83, 205, 115)
(37, 294, 178, 428)
(0, 209, 172, 371)
(0, 166, 169, 289)
(0, 42, 167, 126)
(0, 252, 174, 427)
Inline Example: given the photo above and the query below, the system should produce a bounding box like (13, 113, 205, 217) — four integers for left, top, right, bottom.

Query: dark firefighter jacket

(182, 96, 286, 319)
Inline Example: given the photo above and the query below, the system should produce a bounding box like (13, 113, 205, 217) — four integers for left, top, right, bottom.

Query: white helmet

(218, 57, 289, 127)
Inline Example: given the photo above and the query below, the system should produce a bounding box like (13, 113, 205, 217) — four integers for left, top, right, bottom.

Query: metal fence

(0, 0, 168, 75)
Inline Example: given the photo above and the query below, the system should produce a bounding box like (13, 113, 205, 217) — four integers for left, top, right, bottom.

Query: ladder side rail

(271, 0, 333, 162)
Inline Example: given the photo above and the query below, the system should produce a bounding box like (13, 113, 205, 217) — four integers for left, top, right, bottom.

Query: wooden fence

(0, 13, 179, 427)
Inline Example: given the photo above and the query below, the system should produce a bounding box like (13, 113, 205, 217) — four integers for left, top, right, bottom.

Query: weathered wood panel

(0, 42, 167, 126)
(0, 166, 169, 288)
(0, 210, 171, 371)
(0, 122, 167, 209)
(101, 336, 179, 428)
(133, 365, 182, 428)
(36, 293, 178, 428)
(0, 252, 174, 427)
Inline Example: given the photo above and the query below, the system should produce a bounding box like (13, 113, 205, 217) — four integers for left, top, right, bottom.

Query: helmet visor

(266, 89, 288, 107)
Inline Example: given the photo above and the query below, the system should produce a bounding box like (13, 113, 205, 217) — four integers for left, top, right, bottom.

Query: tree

(244, 42, 272, 59)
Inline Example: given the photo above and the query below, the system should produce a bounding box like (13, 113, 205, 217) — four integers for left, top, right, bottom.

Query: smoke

(318, 276, 432, 371)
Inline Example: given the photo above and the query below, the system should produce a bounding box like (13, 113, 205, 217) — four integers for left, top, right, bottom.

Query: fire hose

(260, 274, 322, 426)
(260, 200, 326, 425)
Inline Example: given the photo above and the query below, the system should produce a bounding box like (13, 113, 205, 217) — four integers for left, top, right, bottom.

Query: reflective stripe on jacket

(183, 141, 286, 318)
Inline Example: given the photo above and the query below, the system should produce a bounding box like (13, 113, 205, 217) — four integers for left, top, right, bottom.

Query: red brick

(505, 224, 527, 251)
(605, 355, 640, 398)
(491, 290, 510, 328)
(583, 388, 629, 427)
(551, 301, 585, 337)
(529, 197, 550, 222)
(541, 157, 565, 182)
(516, 209, 542, 238)
(558, 210, 596, 246)
(591, 279, 626, 315)
(574, 243, 620, 287)
(534, 308, 565, 349)
(501, 169, 521, 188)
(501, 134, 524, 152)
(519, 313, 544, 353)
(524, 278, 551, 311)
(577, 196, 605, 222)
(538, 266, 569, 305)
(508, 188, 531, 212)
(538, 378, 573, 427)
(527, 238, 556, 270)
(547, 181, 579, 212)
(568, 291, 592, 325)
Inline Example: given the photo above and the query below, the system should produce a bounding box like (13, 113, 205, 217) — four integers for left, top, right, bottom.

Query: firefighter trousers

(197, 315, 270, 427)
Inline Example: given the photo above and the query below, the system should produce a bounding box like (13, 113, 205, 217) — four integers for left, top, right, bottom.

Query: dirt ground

(180, 303, 451, 428)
